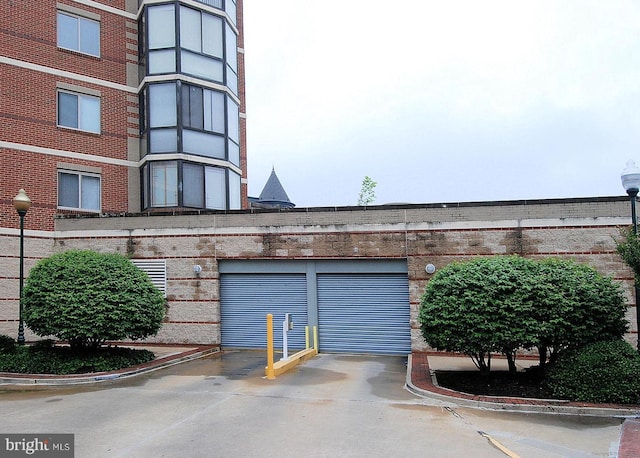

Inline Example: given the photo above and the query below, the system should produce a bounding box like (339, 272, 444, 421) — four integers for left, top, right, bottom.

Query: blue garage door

(220, 273, 308, 350)
(317, 273, 411, 355)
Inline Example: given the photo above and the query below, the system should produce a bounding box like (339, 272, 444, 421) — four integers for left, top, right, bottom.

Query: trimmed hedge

(546, 340, 640, 404)
(0, 344, 155, 374)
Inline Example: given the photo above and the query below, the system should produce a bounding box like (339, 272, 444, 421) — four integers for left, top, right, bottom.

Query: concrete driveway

(0, 351, 623, 457)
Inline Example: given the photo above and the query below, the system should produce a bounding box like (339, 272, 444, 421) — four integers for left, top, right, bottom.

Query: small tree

(419, 256, 627, 373)
(419, 256, 539, 373)
(357, 176, 377, 206)
(23, 250, 166, 350)
(616, 226, 640, 282)
(532, 258, 628, 367)
(615, 226, 640, 354)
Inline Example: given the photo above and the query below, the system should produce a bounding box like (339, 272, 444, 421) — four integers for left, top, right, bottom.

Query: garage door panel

(317, 273, 411, 355)
(319, 331, 410, 344)
(220, 274, 307, 350)
(220, 262, 411, 355)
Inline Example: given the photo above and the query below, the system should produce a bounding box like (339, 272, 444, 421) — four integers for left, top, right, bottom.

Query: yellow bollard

(313, 326, 318, 351)
(265, 314, 275, 379)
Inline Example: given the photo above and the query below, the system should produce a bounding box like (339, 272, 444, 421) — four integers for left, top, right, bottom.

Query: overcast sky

(243, 1, 640, 207)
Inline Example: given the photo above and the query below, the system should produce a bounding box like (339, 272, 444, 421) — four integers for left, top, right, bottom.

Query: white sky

(243, 1, 640, 207)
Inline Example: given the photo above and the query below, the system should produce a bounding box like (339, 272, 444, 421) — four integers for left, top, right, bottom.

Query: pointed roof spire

(258, 168, 294, 208)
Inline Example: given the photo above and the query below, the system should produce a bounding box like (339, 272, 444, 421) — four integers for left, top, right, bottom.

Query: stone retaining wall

(0, 197, 635, 349)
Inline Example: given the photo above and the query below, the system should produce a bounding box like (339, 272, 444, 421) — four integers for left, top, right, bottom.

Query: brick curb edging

(406, 352, 640, 458)
(0, 345, 219, 386)
(407, 352, 640, 416)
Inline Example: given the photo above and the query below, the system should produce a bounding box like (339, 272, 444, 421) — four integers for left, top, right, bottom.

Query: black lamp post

(12, 189, 31, 345)
(621, 161, 640, 351)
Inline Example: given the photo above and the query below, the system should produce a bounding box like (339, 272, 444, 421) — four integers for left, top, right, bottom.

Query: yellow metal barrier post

(266, 317, 318, 379)
(265, 314, 275, 379)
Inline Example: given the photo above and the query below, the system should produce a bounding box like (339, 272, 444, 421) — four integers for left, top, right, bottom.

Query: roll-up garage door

(317, 273, 411, 355)
(220, 273, 307, 350)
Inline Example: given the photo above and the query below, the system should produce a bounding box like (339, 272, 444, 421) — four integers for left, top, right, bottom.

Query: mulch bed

(434, 368, 558, 399)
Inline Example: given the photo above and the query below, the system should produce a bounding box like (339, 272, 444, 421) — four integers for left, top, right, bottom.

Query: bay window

(143, 161, 238, 210)
(139, 1, 242, 211)
(143, 82, 233, 161)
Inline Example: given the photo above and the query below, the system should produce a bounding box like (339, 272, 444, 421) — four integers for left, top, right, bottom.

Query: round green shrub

(23, 250, 166, 349)
(546, 340, 640, 404)
(419, 256, 627, 373)
(533, 258, 628, 366)
(419, 256, 540, 372)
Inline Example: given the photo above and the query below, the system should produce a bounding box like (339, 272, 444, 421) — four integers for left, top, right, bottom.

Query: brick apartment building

(1, 0, 247, 234)
(0, 2, 637, 353)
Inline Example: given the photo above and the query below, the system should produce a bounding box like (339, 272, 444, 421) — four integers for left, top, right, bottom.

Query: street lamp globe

(12, 189, 32, 215)
(621, 160, 640, 194)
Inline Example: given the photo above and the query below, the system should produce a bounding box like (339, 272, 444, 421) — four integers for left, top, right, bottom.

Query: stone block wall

(0, 197, 636, 350)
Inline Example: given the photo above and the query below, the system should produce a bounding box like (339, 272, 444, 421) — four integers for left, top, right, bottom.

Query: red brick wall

(2, 0, 249, 229)
(2, 69, 134, 158)
(1, 1, 137, 231)
(3, 1, 131, 85)
(0, 151, 130, 231)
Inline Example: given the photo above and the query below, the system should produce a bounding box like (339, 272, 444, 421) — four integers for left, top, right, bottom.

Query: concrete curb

(405, 353, 640, 418)
(0, 346, 219, 387)
(406, 353, 640, 458)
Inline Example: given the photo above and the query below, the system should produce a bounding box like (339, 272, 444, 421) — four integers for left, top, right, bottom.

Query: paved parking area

(0, 351, 624, 457)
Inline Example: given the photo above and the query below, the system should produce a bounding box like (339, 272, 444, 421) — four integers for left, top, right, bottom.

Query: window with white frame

(57, 11, 100, 57)
(57, 90, 101, 133)
(58, 171, 101, 211)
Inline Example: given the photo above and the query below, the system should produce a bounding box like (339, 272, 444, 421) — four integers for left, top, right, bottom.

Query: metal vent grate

(131, 259, 167, 297)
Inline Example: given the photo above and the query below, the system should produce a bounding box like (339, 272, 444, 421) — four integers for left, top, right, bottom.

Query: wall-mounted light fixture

(425, 264, 436, 274)
(193, 265, 203, 274)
